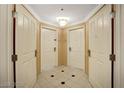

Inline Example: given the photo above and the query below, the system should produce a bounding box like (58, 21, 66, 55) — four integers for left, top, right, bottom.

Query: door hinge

(109, 54, 116, 61)
(11, 54, 18, 62)
(35, 50, 37, 57)
(110, 11, 116, 19)
(12, 11, 17, 18)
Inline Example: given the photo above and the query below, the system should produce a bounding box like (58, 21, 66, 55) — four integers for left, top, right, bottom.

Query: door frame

(113, 4, 121, 88)
(111, 4, 115, 88)
(12, 4, 16, 88)
(67, 25, 86, 70)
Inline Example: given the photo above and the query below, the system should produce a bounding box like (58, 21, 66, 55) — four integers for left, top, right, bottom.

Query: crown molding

(23, 4, 58, 27)
(23, 4, 104, 28)
(68, 4, 104, 26)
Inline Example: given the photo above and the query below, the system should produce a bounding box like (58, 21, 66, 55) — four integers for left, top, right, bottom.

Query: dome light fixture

(56, 17, 69, 27)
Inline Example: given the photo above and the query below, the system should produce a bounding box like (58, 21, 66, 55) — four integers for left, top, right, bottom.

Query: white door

(89, 5, 112, 88)
(41, 28, 58, 71)
(16, 5, 37, 87)
(68, 28, 85, 70)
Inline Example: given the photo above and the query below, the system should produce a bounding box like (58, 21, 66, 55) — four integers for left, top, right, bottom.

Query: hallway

(34, 66, 91, 88)
(0, 4, 124, 88)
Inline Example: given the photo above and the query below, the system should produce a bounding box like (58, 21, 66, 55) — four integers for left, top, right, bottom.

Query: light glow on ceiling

(56, 17, 69, 27)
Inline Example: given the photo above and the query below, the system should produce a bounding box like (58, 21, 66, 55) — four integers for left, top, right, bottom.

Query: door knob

(54, 39, 56, 41)
(88, 49, 91, 57)
(35, 50, 37, 57)
(54, 47, 56, 52)
(69, 47, 72, 52)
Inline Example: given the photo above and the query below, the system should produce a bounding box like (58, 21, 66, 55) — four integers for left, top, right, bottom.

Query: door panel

(89, 5, 112, 88)
(68, 28, 85, 70)
(41, 28, 58, 71)
(16, 5, 37, 87)
(0, 5, 14, 88)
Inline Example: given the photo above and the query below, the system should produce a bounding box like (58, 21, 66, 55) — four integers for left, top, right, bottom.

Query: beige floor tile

(34, 66, 92, 88)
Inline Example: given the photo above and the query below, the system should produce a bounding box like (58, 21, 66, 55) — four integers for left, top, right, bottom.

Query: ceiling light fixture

(56, 17, 69, 27)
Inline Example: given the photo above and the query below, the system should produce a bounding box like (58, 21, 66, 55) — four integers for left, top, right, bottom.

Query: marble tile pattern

(34, 66, 92, 88)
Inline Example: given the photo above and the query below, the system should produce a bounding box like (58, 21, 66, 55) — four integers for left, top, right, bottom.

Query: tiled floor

(34, 66, 92, 88)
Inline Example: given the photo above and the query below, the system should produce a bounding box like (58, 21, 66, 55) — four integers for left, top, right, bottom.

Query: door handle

(88, 49, 91, 57)
(54, 47, 56, 52)
(69, 47, 72, 52)
(35, 50, 37, 57)
(54, 39, 56, 41)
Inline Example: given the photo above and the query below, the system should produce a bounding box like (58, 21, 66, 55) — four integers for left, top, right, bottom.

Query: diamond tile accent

(34, 66, 92, 88)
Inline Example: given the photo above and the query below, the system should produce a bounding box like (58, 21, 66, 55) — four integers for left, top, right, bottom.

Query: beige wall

(58, 29, 67, 66)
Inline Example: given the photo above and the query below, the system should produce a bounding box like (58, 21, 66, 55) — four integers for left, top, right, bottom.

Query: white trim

(119, 5, 124, 88)
(113, 5, 121, 88)
(24, 4, 104, 27)
(83, 4, 104, 22)
(7, 5, 14, 88)
(23, 4, 57, 26)
(23, 4, 41, 21)
(69, 4, 104, 26)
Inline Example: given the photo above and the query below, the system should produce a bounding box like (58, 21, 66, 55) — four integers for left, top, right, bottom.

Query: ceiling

(26, 4, 98, 26)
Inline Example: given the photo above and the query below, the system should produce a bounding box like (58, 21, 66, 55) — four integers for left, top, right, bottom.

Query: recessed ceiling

(26, 4, 98, 26)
